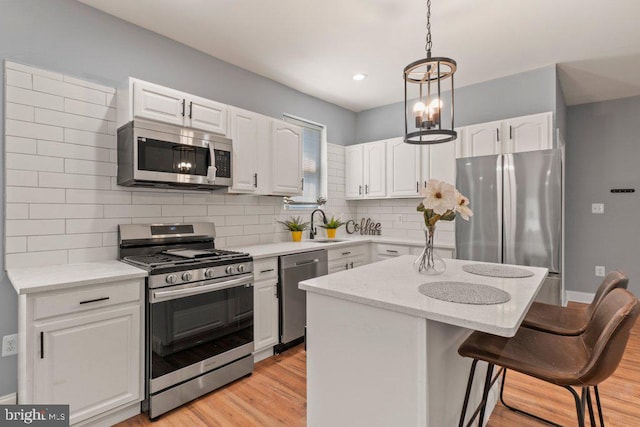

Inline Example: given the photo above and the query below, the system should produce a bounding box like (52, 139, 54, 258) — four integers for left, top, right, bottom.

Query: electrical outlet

(2, 334, 18, 357)
(591, 203, 604, 214)
(595, 266, 606, 277)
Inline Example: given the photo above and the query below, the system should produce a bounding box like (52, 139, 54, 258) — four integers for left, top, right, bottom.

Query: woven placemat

(462, 264, 534, 278)
(418, 281, 511, 305)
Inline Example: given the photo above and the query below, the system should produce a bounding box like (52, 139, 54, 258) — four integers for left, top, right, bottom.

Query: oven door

(148, 274, 254, 393)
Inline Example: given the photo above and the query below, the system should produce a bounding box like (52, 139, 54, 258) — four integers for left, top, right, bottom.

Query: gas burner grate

(123, 254, 184, 267)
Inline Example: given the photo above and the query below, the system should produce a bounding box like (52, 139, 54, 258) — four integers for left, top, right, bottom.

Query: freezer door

(503, 150, 562, 272)
(456, 155, 502, 263)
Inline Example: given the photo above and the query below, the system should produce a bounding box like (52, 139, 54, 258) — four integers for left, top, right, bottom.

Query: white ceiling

(78, 0, 640, 112)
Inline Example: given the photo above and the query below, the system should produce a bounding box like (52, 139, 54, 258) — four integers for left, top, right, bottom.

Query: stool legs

(459, 359, 478, 427)
(594, 386, 606, 426)
(478, 363, 495, 426)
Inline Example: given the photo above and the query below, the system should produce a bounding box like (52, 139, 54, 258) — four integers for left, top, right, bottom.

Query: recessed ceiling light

(352, 73, 367, 81)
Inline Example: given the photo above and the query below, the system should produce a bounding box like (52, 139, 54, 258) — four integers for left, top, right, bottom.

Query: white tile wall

(4, 62, 355, 268)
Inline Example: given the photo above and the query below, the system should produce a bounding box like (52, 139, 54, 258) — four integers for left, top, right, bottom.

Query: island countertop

(300, 255, 548, 337)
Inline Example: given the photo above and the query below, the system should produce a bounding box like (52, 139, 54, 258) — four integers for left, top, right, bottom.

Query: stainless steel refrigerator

(456, 149, 562, 304)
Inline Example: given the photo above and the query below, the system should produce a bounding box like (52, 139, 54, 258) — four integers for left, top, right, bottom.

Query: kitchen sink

(308, 239, 347, 244)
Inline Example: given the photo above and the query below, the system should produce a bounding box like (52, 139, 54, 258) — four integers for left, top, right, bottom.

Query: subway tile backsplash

(3, 61, 354, 268)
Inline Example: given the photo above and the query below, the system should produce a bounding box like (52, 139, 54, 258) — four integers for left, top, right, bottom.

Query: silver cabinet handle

(359, 185, 362, 195)
(496, 128, 500, 142)
(181, 99, 186, 117)
(509, 125, 513, 140)
(341, 251, 351, 256)
(365, 184, 369, 194)
(416, 182, 419, 192)
(301, 178, 304, 190)
(350, 262, 354, 268)
(189, 101, 193, 119)
(386, 249, 399, 254)
(254, 173, 258, 187)
(259, 268, 274, 273)
(345, 263, 349, 270)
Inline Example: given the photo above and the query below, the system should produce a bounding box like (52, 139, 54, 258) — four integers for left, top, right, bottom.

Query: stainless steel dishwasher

(277, 250, 328, 351)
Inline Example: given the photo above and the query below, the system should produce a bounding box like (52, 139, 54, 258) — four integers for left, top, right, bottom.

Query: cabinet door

(132, 80, 185, 126)
(187, 94, 228, 135)
(271, 120, 303, 195)
(34, 305, 140, 425)
(505, 112, 553, 153)
(230, 108, 259, 192)
(254, 279, 279, 352)
(363, 141, 386, 198)
(345, 145, 364, 199)
(428, 139, 456, 185)
(387, 138, 421, 197)
(461, 121, 503, 157)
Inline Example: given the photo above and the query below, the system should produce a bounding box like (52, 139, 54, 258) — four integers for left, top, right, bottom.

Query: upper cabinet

(346, 141, 386, 200)
(120, 78, 229, 136)
(458, 112, 552, 158)
(271, 120, 303, 196)
(228, 109, 302, 197)
(387, 137, 421, 197)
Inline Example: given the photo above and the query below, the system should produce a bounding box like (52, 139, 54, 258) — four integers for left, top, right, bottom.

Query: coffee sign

(346, 218, 382, 235)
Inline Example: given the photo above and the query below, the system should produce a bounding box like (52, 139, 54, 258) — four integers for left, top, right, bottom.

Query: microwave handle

(207, 142, 217, 183)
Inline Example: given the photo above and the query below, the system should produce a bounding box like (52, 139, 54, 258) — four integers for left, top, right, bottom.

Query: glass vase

(413, 225, 446, 275)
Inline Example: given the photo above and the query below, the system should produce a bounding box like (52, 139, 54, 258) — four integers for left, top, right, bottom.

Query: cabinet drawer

(329, 255, 364, 273)
(253, 258, 278, 281)
(34, 280, 142, 320)
(376, 244, 411, 257)
(328, 244, 367, 261)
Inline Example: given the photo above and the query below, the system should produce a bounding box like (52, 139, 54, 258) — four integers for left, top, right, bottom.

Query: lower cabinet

(328, 245, 369, 274)
(19, 278, 144, 426)
(253, 257, 279, 361)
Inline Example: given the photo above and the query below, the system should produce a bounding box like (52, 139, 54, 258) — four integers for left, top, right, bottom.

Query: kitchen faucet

(309, 209, 328, 239)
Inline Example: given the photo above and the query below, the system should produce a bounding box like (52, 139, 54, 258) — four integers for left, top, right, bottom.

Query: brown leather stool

(523, 271, 628, 335)
(457, 288, 639, 427)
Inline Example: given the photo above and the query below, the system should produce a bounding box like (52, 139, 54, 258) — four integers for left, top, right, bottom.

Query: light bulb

(413, 102, 426, 114)
(429, 98, 443, 109)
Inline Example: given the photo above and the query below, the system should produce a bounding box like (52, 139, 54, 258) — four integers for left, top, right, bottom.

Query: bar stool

(523, 271, 628, 335)
(498, 271, 629, 425)
(457, 288, 639, 427)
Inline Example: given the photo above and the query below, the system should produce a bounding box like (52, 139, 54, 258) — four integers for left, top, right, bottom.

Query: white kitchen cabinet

(229, 107, 261, 193)
(461, 119, 503, 158)
(328, 244, 368, 273)
(363, 141, 386, 198)
(34, 305, 140, 425)
(426, 137, 456, 185)
(121, 78, 228, 135)
(18, 277, 144, 426)
(253, 258, 279, 363)
(458, 112, 553, 158)
(346, 141, 386, 200)
(387, 137, 421, 197)
(505, 112, 553, 153)
(271, 120, 303, 196)
(345, 145, 364, 198)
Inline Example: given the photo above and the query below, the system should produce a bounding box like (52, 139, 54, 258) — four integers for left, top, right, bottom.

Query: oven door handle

(151, 275, 253, 303)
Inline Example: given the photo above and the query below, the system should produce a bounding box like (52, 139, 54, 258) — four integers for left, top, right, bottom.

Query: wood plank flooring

(117, 306, 639, 427)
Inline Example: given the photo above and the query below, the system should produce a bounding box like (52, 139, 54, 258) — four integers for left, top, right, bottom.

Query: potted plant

(278, 216, 309, 242)
(319, 214, 345, 239)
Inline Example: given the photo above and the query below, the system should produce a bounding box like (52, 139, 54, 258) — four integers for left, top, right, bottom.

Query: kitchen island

(300, 256, 548, 427)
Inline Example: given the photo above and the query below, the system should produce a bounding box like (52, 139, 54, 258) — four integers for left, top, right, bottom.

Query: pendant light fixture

(404, 0, 457, 144)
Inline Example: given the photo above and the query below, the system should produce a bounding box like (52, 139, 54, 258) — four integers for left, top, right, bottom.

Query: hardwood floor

(117, 308, 639, 427)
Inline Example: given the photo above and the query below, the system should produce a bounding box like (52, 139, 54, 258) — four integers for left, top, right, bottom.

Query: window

(283, 114, 327, 209)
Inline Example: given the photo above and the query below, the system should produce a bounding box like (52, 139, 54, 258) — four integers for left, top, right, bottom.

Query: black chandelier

(404, 0, 457, 144)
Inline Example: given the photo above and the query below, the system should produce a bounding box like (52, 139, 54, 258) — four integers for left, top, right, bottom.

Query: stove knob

(205, 269, 215, 279)
(237, 264, 245, 273)
(166, 274, 178, 284)
(225, 265, 236, 275)
(182, 271, 193, 282)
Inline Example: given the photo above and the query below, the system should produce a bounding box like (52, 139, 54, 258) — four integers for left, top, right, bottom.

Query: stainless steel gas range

(118, 222, 254, 419)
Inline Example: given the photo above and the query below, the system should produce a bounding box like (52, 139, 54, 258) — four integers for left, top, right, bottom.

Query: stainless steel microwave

(117, 120, 232, 190)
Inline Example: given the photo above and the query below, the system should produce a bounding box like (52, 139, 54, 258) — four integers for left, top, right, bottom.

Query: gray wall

(355, 65, 557, 143)
(565, 95, 640, 296)
(0, 0, 356, 396)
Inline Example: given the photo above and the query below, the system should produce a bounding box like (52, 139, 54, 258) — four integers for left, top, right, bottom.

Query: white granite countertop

(7, 260, 148, 295)
(226, 235, 454, 260)
(299, 256, 548, 337)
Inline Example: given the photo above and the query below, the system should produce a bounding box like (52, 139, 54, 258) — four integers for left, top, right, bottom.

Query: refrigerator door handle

(496, 154, 504, 264)
(502, 153, 516, 264)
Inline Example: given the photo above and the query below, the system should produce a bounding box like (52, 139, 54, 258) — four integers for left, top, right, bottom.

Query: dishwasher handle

(294, 258, 320, 267)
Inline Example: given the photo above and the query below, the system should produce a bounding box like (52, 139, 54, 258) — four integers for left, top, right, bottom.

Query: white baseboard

(253, 347, 274, 364)
(0, 393, 17, 405)
(566, 290, 595, 304)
